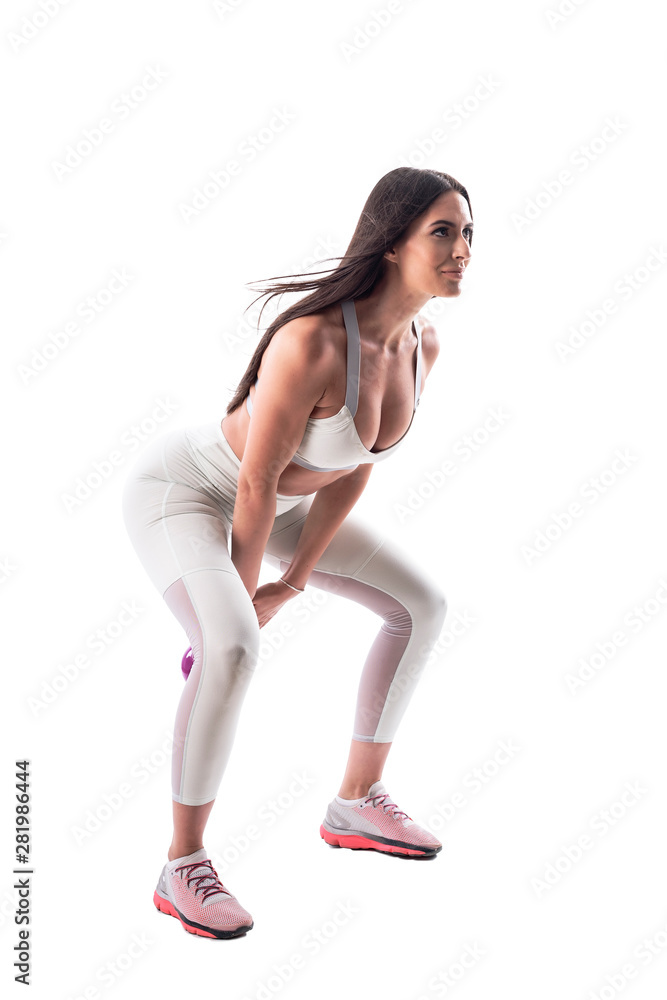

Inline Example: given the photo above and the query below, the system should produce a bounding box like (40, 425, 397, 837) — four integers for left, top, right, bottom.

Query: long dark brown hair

(226, 166, 472, 415)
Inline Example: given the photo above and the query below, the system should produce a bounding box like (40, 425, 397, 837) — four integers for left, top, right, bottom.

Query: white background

(2, 1, 666, 997)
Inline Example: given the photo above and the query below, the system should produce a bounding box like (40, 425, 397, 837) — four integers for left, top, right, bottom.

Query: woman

(121, 166, 473, 939)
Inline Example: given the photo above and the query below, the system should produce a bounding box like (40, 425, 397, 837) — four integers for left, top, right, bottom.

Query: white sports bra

(245, 299, 423, 472)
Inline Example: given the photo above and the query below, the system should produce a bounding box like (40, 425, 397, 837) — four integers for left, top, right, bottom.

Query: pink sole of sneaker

(319, 824, 441, 858)
(153, 891, 253, 939)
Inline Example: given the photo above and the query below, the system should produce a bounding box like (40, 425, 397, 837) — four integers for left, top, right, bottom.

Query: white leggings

(121, 422, 447, 805)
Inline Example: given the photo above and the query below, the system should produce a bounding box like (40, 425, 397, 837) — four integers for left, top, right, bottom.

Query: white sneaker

(154, 848, 253, 938)
(320, 781, 442, 858)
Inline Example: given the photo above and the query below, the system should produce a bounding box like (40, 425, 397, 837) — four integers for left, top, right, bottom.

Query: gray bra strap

(413, 316, 423, 409)
(340, 300, 361, 417)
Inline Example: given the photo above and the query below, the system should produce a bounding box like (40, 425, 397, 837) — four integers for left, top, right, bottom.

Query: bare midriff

(220, 406, 355, 496)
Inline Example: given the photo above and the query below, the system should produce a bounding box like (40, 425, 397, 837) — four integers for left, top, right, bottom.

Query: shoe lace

(364, 792, 411, 822)
(175, 859, 230, 903)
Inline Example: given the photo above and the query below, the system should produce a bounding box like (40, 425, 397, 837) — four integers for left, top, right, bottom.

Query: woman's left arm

(251, 464, 373, 627)
(279, 463, 374, 590)
(254, 318, 440, 625)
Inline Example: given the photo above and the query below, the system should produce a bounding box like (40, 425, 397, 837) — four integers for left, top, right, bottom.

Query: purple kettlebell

(181, 647, 194, 680)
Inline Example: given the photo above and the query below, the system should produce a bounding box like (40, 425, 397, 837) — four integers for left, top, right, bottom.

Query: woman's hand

(252, 580, 301, 629)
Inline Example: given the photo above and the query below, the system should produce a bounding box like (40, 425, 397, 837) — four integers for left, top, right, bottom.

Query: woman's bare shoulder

(261, 305, 344, 371)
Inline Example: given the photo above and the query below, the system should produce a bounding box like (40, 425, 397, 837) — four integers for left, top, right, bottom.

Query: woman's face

(391, 189, 473, 299)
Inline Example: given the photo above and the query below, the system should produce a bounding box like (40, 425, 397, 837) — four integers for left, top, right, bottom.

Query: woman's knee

(351, 535, 448, 629)
(165, 576, 261, 688)
(207, 637, 260, 684)
(192, 612, 260, 685)
(410, 577, 448, 633)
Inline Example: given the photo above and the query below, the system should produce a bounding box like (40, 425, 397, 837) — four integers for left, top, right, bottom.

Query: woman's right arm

(230, 318, 335, 597)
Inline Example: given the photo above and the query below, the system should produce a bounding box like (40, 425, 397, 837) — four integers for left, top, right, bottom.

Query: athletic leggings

(121, 421, 447, 806)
